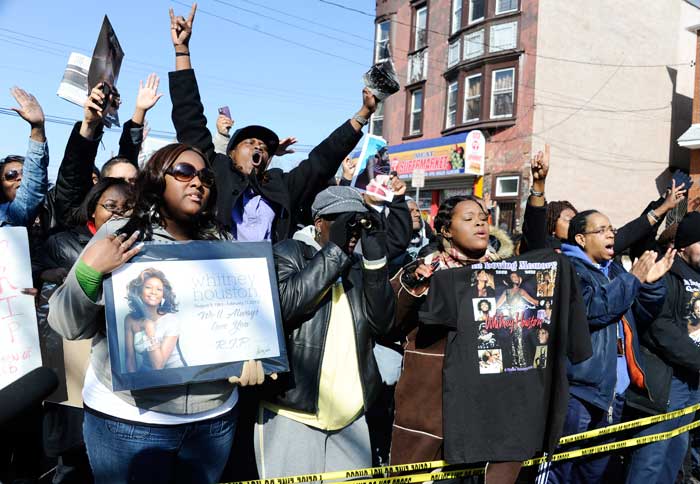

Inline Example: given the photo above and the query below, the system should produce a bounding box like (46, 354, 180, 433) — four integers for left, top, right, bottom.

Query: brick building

(370, 0, 700, 230)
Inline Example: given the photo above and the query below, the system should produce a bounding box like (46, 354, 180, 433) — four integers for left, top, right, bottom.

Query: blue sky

(0, 0, 376, 181)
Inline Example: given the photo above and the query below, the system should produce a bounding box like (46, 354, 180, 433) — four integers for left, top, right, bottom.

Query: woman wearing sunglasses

(34, 177, 135, 484)
(48, 143, 267, 483)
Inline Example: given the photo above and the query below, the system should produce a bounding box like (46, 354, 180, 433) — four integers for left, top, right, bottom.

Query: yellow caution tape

(223, 404, 700, 484)
(557, 402, 700, 445)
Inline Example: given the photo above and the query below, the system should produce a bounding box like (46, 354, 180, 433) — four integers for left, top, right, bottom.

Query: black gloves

(328, 212, 357, 254)
(360, 211, 387, 262)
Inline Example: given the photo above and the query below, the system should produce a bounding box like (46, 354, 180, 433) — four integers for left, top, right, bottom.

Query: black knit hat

(675, 212, 700, 249)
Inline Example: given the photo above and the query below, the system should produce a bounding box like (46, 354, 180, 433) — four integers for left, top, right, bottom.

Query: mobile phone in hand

(218, 106, 232, 119)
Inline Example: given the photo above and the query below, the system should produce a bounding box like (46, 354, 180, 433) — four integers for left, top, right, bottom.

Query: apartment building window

(451, 0, 462, 34)
(491, 67, 515, 118)
(464, 74, 482, 122)
(370, 101, 384, 136)
(469, 0, 485, 24)
(447, 40, 460, 68)
(446, 81, 459, 129)
(374, 21, 391, 62)
(414, 6, 428, 50)
(463, 29, 484, 60)
(495, 0, 518, 15)
(489, 21, 517, 52)
(409, 88, 424, 135)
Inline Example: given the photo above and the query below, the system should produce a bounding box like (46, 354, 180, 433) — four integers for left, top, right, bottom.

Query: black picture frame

(103, 240, 288, 391)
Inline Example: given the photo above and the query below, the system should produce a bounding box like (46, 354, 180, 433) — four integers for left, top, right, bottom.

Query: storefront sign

(465, 130, 485, 176)
(350, 131, 484, 180)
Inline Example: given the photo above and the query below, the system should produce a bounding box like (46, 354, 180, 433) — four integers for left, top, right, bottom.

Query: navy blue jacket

(563, 245, 666, 412)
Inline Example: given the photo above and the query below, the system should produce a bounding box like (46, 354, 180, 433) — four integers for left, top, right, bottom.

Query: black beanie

(674, 212, 700, 249)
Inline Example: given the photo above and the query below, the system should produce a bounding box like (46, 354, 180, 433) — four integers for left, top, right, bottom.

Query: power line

(0, 27, 358, 107)
(532, 59, 625, 137)
(318, 0, 375, 17)
(211, 0, 370, 49)
(237, 0, 374, 43)
(171, 0, 366, 66)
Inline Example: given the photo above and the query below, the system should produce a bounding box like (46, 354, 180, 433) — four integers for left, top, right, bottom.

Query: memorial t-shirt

(419, 250, 592, 463)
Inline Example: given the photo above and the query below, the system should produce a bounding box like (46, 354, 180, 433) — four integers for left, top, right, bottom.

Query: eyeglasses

(3, 168, 22, 182)
(166, 163, 215, 188)
(582, 226, 618, 236)
(99, 203, 134, 216)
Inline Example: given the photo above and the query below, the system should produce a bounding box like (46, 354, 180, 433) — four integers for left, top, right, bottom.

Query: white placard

(0, 227, 42, 390)
(412, 168, 426, 188)
(109, 257, 280, 373)
(56, 52, 91, 108)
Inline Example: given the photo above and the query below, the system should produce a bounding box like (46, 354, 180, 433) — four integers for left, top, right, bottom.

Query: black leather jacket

(270, 238, 396, 414)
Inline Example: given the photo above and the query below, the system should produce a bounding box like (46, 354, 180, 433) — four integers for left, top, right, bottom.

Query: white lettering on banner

(0, 227, 42, 389)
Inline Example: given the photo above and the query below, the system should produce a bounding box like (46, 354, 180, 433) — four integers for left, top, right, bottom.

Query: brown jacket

(390, 228, 513, 464)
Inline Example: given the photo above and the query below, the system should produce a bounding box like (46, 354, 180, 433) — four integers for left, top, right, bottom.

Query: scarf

(439, 237, 499, 268)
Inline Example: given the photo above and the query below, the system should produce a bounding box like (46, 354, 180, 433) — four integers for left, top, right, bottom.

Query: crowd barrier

(221, 403, 700, 484)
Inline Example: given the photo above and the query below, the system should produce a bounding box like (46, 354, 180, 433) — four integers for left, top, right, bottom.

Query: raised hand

(170, 3, 197, 50)
(135, 73, 163, 113)
(362, 87, 377, 115)
(388, 173, 407, 196)
(276, 136, 297, 156)
(80, 231, 142, 274)
(216, 114, 234, 136)
(629, 250, 656, 284)
(646, 248, 676, 283)
(531, 144, 550, 182)
(660, 179, 687, 212)
(341, 156, 356, 181)
(83, 84, 108, 125)
(10, 87, 44, 128)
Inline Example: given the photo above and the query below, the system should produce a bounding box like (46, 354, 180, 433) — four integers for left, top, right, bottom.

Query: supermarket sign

(350, 131, 484, 179)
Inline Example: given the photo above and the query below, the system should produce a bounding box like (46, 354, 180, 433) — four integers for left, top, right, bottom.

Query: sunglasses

(3, 169, 22, 182)
(166, 163, 214, 188)
(99, 202, 134, 217)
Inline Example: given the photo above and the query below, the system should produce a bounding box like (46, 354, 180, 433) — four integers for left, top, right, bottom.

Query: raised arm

(168, 4, 218, 162)
(6, 87, 48, 227)
(118, 73, 163, 165)
(520, 145, 549, 253)
(283, 88, 376, 212)
(614, 180, 686, 254)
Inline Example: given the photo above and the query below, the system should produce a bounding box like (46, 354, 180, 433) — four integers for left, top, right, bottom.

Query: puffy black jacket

(169, 69, 363, 242)
(269, 237, 395, 413)
(626, 256, 700, 415)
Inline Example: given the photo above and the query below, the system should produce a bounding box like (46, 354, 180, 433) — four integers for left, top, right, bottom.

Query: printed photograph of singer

(123, 267, 187, 373)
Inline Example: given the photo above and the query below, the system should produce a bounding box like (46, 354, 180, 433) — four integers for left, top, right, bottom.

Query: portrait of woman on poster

(124, 268, 186, 372)
(496, 272, 538, 315)
(473, 269, 495, 298)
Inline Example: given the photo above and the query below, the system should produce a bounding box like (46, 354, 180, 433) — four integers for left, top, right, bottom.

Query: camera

(347, 213, 373, 231)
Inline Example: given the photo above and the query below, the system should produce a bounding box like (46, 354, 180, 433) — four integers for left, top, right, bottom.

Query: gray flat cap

(311, 186, 368, 219)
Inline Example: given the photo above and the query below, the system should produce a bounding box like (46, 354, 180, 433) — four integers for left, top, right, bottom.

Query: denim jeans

(544, 394, 625, 484)
(624, 375, 700, 484)
(83, 407, 237, 484)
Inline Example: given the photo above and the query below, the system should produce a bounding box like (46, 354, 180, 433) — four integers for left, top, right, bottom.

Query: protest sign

(351, 134, 394, 202)
(0, 228, 42, 390)
(104, 240, 288, 391)
(88, 15, 124, 128)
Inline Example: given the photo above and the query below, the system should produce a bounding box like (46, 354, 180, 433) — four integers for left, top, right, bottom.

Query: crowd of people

(2, 4, 700, 484)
